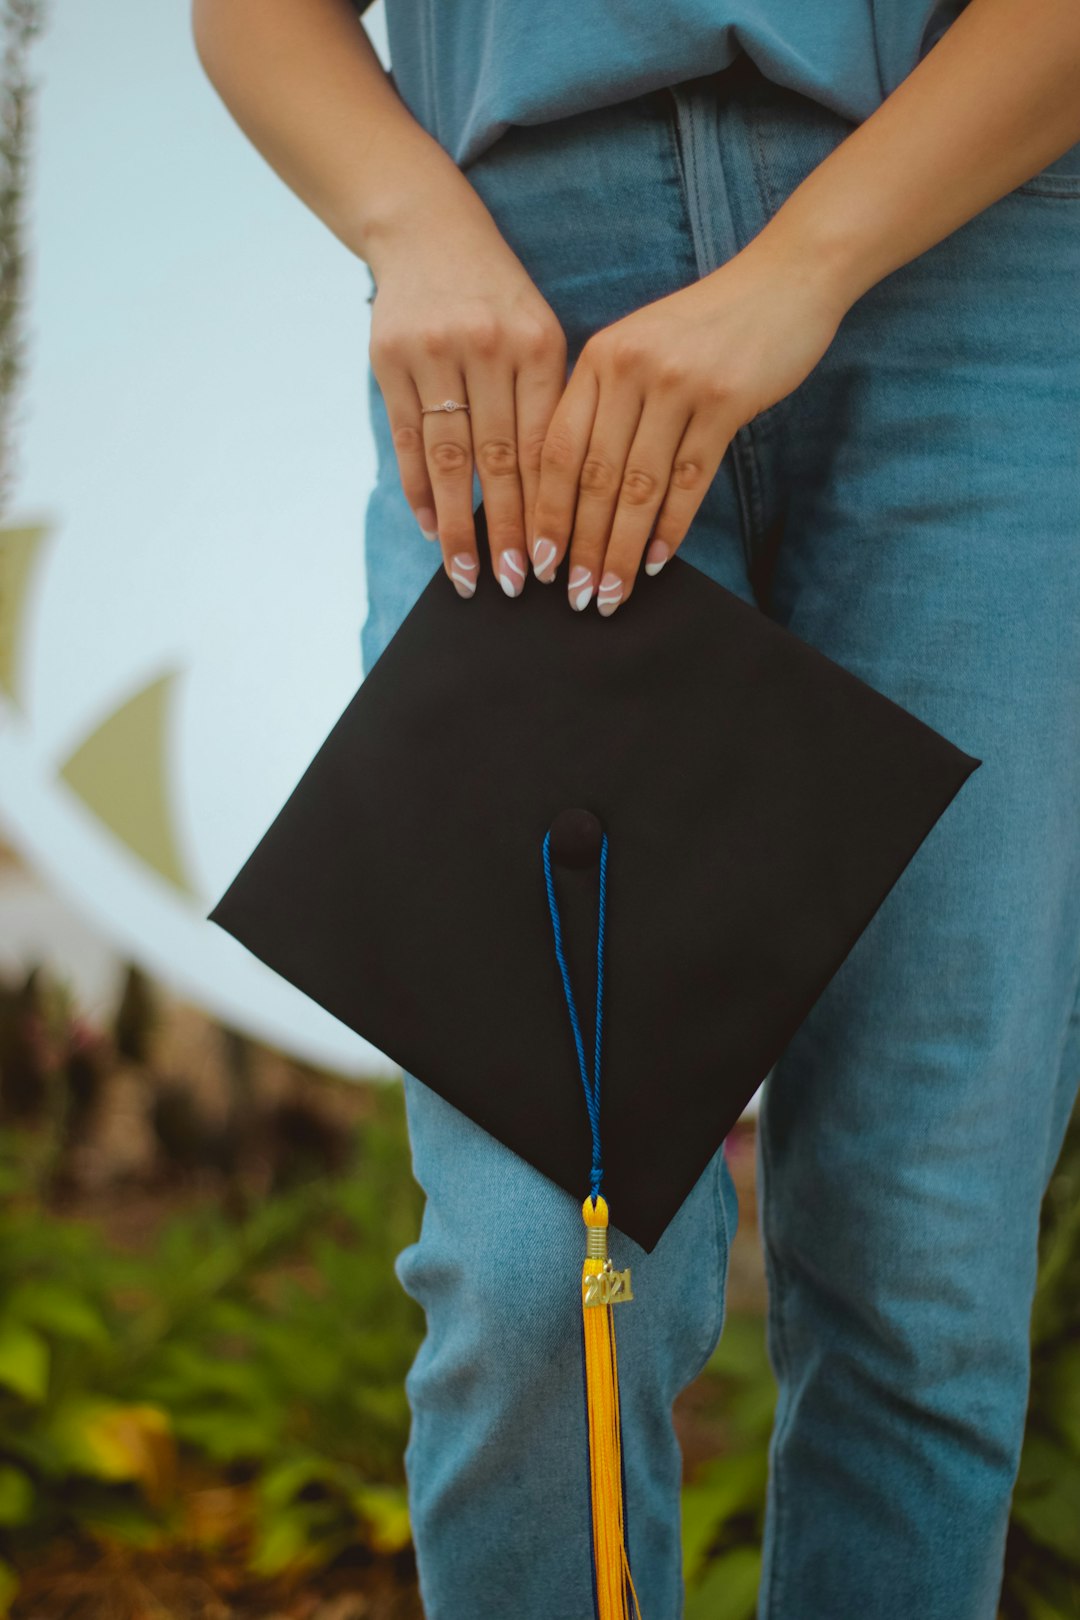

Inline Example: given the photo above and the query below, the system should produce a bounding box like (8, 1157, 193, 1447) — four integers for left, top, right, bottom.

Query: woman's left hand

(528, 234, 853, 615)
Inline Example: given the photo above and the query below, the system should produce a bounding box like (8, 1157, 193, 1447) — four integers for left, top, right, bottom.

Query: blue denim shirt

(381, 0, 970, 170)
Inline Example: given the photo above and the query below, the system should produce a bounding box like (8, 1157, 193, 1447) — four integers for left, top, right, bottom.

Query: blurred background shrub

(0, 943, 1077, 1617)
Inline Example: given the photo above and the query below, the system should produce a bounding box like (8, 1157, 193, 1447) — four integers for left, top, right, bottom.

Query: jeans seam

(662, 89, 711, 295)
(703, 1145, 731, 1369)
(668, 81, 781, 565)
(663, 86, 759, 575)
(1014, 181, 1080, 199)
(675, 1155, 728, 1385)
(740, 100, 810, 443)
(732, 423, 768, 556)
(745, 101, 780, 220)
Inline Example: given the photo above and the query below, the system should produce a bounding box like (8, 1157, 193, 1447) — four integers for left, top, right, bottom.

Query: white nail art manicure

(569, 564, 594, 612)
(597, 571, 623, 616)
(449, 553, 478, 598)
(532, 536, 558, 581)
(644, 541, 671, 577)
(498, 549, 527, 597)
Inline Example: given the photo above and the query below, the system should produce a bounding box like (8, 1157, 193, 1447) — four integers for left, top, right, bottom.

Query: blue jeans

(359, 56, 1080, 1620)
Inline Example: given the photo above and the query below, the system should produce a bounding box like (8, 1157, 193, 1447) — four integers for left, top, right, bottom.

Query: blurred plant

(679, 1310, 774, 1620)
(0, 967, 53, 1124)
(112, 964, 159, 1067)
(0, 0, 47, 516)
(0, 965, 111, 1205)
(128, 1086, 424, 1579)
(0, 1073, 423, 1613)
(1, 947, 1078, 1616)
(1000, 1097, 1080, 1619)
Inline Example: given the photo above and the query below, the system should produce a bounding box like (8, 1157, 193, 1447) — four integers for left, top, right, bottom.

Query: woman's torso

(380, 0, 971, 171)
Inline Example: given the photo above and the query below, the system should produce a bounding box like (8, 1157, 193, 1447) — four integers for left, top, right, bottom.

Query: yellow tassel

(582, 1194, 643, 1620)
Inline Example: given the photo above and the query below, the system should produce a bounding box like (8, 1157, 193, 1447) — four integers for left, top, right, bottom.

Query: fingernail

(531, 536, 559, 583)
(597, 570, 623, 616)
(449, 552, 478, 598)
(644, 539, 670, 576)
(568, 564, 594, 612)
(498, 549, 527, 597)
(417, 507, 439, 542)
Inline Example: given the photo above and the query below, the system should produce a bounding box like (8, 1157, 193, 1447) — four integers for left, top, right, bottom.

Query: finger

(644, 403, 733, 580)
(416, 371, 479, 598)
(590, 388, 699, 615)
(462, 352, 529, 599)
(563, 373, 648, 616)
(530, 361, 600, 590)
(515, 326, 568, 582)
(375, 367, 441, 544)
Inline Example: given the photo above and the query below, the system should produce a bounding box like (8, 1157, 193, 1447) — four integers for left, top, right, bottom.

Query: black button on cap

(548, 808, 604, 869)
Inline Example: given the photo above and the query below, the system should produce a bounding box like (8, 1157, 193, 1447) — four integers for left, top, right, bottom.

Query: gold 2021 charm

(583, 1257, 634, 1308)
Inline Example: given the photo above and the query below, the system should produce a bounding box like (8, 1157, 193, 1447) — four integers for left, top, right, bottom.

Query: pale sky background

(19, 0, 389, 768)
(0, 0, 406, 1072)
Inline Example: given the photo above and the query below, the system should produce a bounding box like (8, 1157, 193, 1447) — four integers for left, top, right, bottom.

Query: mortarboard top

(207, 499, 981, 1256)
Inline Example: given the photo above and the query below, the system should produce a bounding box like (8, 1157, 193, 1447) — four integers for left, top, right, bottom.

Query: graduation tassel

(582, 1193, 641, 1620)
(542, 822, 643, 1620)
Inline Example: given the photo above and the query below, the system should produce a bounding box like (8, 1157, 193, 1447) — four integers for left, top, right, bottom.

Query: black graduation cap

(208, 500, 980, 1613)
(208, 498, 980, 1250)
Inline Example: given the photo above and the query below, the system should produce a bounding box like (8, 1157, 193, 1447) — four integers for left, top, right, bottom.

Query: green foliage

(1, 976, 1078, 1620)
(0, 1083, 424, 1607)
(680, 1309, 775, 1617)
(1000, 1102, 1080, 1619)
(685, 1545, 763, 1620)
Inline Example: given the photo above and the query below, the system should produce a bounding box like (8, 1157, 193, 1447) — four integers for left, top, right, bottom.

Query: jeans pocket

(1014, 137, 1080, 198)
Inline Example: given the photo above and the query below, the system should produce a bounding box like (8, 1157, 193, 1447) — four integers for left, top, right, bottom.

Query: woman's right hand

(366, 181, 570, 601)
